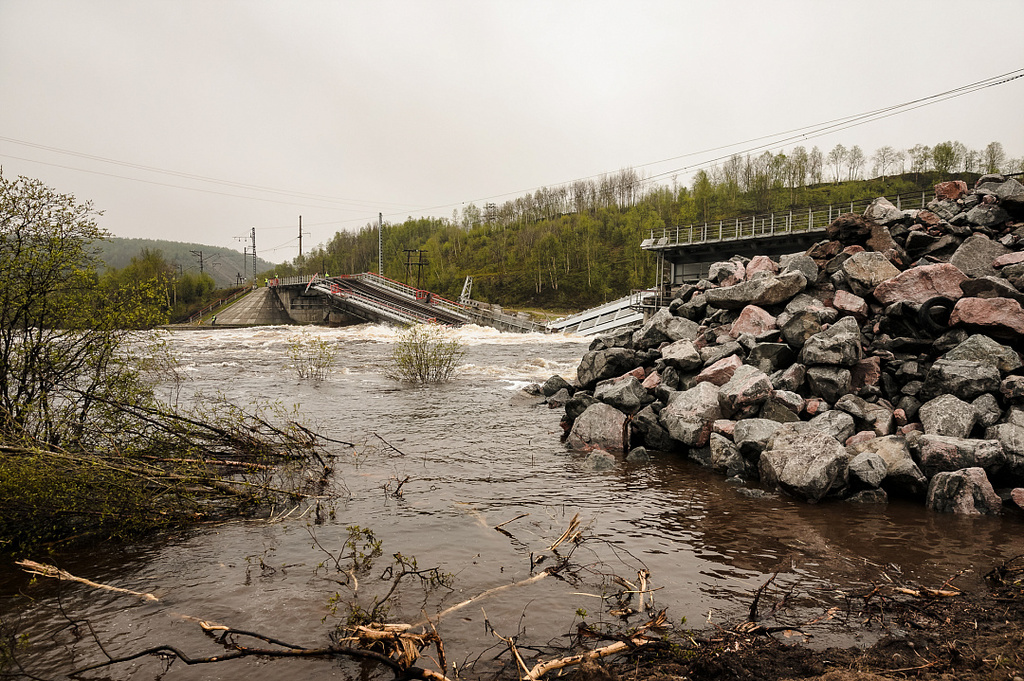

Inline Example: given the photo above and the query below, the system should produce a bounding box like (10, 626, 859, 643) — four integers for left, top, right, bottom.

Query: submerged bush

(383, 324, 465, 385)
(288, 332, 338, 382)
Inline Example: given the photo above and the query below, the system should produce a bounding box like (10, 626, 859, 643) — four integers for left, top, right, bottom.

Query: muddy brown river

(2, 324, 1022, 679)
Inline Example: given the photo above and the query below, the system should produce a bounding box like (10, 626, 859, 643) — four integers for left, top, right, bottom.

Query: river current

(3, 323, 1023, 679)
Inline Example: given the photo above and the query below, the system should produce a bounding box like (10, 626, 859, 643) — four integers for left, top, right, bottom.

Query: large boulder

(809, 409, 856, 443)
(799, 316, 863, 366)
(594, 376, 649, 414)
(949, 235, 1011, 278)
(918, 394, 976, 438)
(873, 263, 968, 306)
(576, 348, 640, 390)
(732, 418, 784, 459)
(658, 381, 722, 447)
(759, 422, 849, 503)
(805, 365, 852, 404)
(942, 334, 1022, 374)
(913, 435, 1004, 479)
(863, 197, 905, 226)
(717, 364, 774, 419)
(632, 308, 700, 349)
(949, 297, 1024, 338)
(926, 468, 1002, 515)
(921, 359, 1000, 401)
(848, 436, 927, 496)
(567, 403, 627, 452)
(630, 404, 673, 451)
(704, 271, 807, 310)
(660, 339, 703, 373)
(842, 251, 901, 298)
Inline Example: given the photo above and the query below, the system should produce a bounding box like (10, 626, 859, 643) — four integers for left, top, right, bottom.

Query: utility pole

(189, 250, 204, 275)
(251, 227, 256, 285)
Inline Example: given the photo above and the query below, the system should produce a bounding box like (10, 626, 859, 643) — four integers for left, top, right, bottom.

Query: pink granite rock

(950, 297, 1024, 336)
(873, 263, 968, 306)
(745, 255, 779, 279)
(729, 305, 777, 338)
(694, 354, 743, 386)
(993, 252, 1024, 268)
(833, 290, 869, 319)
(934, 180, 969, 201)
(845, 431, 877, 447)
(851, 356, 882, 390)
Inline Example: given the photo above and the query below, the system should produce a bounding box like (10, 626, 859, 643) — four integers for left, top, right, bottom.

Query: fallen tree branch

(17, 560, 158, 602)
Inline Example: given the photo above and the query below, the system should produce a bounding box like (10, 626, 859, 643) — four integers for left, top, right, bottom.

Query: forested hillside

(266, 141, 1021, 310)
(96, 238, 275, 289)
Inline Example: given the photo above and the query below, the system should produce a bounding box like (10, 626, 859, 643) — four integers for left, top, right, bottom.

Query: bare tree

(846, 145, 865, 181)
(872, 146, 901, 179)
(908, 144, 932, 178)
(808, 146, 824, 184)
(983, 142, 1007, 173)
(826, 144, 847, 183)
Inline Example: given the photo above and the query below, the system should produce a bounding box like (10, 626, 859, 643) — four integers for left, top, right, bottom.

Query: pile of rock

(538, 175, 1024, 515)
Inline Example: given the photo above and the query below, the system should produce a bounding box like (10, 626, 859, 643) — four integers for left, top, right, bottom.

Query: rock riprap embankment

(535, 175, 1024, 515)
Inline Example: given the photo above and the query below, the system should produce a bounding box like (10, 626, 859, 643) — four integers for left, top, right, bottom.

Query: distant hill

(95, 238, 278, 289)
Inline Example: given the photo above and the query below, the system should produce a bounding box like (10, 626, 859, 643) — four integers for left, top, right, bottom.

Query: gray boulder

(658, 381, 722, 447)
(942, 334, 1022, 374)
(984, 423, 1024, 483)
(710, 433, 753, 478)
(594, 376, 648, 414)
(583, 449, 617, 471)
(732, 418, 784, 459)
(631, 404, 673, 451)
(660, 339, 703, 372)
(949, 234, 1010, 278)
(863, 197, 905, 225)
(926, 467, 1002, 515)
(805, 365, 853, 404)
(759, 422, 850, 503)
(918, 394, 977, 438)
(799, 316, 863, 366)
(849, 451, 887, 488)
(848, 436, 927, 496)
(718, 364, 774, 419)
(704, 271, 807, 310)
(576, 348, 640, 390)
(779, 253, 819, 282)
(541, 374, 573, 397)
(921, 359, 1000, 401)
(809, 409, 856, 443)
(632, 307, 700, 349)
(566, 403, 627, 452)
(913, 434, 1004, 479)
(842, 251, 901, 298)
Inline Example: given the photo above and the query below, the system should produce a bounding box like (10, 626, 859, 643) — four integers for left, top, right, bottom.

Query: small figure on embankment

(536, 174, 1024, 516)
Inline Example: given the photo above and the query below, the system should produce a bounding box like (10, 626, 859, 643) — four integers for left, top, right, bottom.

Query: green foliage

(383, 324, 466, 385)
(287, 332, 338, 382)
(0, 174, 331, 553)
(269, 139, 1010, 311)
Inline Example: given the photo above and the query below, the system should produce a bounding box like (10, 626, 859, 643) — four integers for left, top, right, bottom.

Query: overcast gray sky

(2, 0, 1023, 263)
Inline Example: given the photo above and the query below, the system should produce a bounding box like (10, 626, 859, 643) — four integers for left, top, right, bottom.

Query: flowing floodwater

(3, 323, 1024, 679)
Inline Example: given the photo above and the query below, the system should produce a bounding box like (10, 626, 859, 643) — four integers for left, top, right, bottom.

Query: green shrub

(383, 324, 465, 385)
(287, 332, 338, 382)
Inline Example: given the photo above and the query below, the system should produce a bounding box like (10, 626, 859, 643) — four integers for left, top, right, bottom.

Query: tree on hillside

(932, 141, 960, 175)
(827, 144, 847, 183)
(692, 169, 713, 223)
(984, 142, 1007, 173)
(908, 144, 932, 178)
(808, 146, 825, 185)
(871, 146, 902, 179)
(846, 145, 866, 181)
